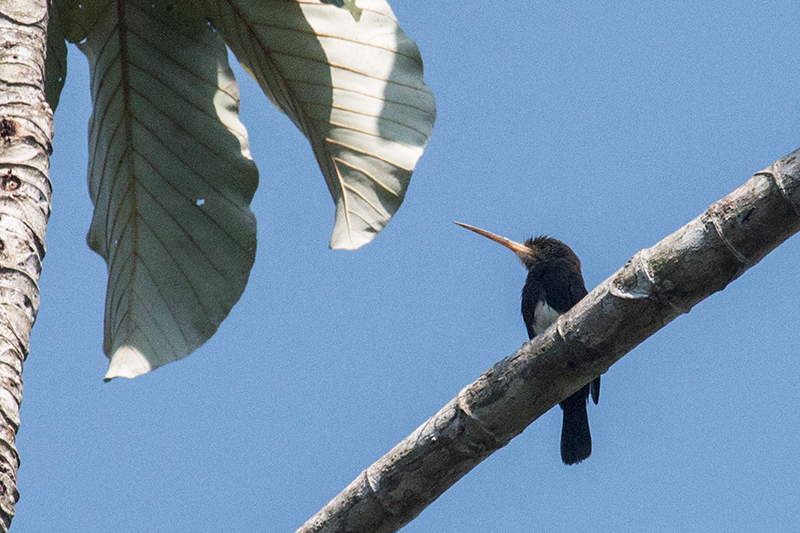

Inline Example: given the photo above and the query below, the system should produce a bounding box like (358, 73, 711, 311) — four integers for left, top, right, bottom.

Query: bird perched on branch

(455, 221, 600, 465)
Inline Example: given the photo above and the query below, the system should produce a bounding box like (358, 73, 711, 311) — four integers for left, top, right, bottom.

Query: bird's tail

(560, 387, 592, 465)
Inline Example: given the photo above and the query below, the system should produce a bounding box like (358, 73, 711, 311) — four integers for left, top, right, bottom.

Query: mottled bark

(296, 149, 800, 533)
(0, 1, 53, 529)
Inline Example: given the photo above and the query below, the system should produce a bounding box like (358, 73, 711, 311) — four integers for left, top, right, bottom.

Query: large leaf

(45, 0, 68, 111)
(206, 0, 436, 249)
(79, 0, 259, 379)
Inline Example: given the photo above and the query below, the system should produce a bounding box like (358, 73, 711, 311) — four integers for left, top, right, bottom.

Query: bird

(455, 221, 600, 465)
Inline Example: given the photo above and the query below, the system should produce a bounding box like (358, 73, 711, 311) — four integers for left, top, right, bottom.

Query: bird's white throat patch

(533, 300, 561, 335)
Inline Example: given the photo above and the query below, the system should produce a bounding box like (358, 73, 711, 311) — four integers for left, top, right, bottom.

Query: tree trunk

(296, 147, 800, 533)
(0, 1, 52, 529)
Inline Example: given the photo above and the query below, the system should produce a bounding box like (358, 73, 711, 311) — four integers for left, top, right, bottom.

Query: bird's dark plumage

(518, 236, 599, 464)
(455, 224, 600, 465)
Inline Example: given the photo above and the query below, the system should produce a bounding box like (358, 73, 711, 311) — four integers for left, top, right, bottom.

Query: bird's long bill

(453, 221, 532, 257)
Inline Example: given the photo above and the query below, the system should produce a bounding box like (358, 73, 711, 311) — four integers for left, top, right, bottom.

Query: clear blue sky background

(14, 1, 800, 531)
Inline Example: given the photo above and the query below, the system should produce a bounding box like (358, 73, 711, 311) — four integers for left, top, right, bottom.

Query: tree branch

(295, 148, 800, 533)
(0, 0, 52, 529)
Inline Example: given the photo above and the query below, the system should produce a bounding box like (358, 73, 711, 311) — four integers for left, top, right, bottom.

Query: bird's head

(454, 222, 580, 271)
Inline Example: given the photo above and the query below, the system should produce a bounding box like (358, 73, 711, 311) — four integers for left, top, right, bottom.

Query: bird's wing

(521, 274, 544, 339)
(541, 259, 588, 313)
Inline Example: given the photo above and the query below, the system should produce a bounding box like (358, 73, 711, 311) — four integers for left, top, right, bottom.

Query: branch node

(709, 207, 756, 270)
(608, 251, 652, 300)
(456, 390, 474, 418)
(609, 250, 689, 314)
(456, 389, 502, 444)
(759, 165, 800, 219)
(364, 466, 380, 494)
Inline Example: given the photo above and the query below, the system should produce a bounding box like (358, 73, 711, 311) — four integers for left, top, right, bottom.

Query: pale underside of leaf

(80, 0, 259, 379)
(206, 0, 436, 249)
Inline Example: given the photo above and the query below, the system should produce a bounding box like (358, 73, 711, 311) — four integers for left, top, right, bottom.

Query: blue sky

(14, 1, 800, 531)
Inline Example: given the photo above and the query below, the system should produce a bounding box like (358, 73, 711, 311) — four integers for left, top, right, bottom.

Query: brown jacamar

(455, 221, 600, 465)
